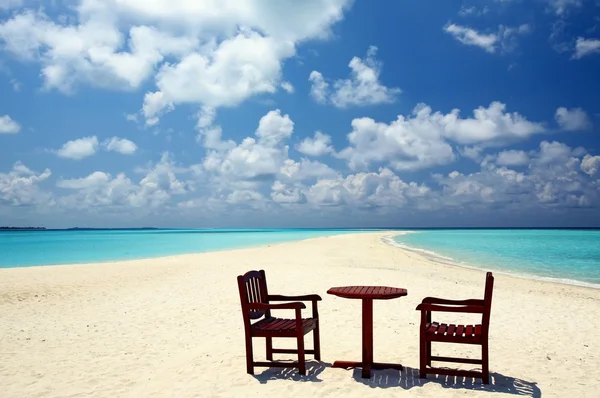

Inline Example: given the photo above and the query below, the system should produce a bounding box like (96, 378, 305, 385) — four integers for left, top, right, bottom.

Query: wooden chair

(416, 272, 494, 384)
(237, 269, 322, 375)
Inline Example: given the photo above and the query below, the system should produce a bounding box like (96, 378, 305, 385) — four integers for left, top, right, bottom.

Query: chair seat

(425, 322, 483, 343)
(251, 317, 317, 336)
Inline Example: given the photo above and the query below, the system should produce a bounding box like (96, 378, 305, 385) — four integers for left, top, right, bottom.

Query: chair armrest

(268, 294, 322, 302)
(249, 302, 306, 311)
(268, 294, 321, 319)
(416, 303, 485, 313)
(422, 297, 484, 306)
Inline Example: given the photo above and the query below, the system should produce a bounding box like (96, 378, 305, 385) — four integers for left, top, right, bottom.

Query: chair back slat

(237, 270, 270, 321)
(482, 272, 494, 332)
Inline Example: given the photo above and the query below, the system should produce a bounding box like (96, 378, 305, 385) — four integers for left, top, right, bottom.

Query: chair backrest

(482, 272, 494, 333)
(237, 270, 270, 323)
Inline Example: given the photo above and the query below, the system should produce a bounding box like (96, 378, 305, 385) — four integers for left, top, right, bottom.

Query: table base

(332, 360, 403, 378)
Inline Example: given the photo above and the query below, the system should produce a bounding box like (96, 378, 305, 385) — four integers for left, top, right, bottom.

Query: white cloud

(190, 108, 340, 209)
(281, 81, 294, 94)
(103, 137, 138, 155)
(0, 114, 20, 133)
(197, 106, 217, 130)
(0, 162, 52, 206)
(57, 171, 112, 190)
(338, 101, 545, 171)
(142, 91, 174, 126)
(10, 78, 21, 91)
(271, 180, 305, 204)
(57, 152, 187, 209)
(201, 109, 294, 181)
(255, 109, 294, 147)
(53, 136, 137, 160)
(0, 0, 351, 124)
(137, 152, 187, 196)
(434, 141, 599, 209)
(204, 137, 283, 181)
(459, 6, 476, 16)
(3, 110, 600, 223)
(458, 5, 489, 16)
(439, 102, 545, 145)
(498, 24, 531, 52)
(308, 71, 329, 103)
(444, 23, 530, 53)
(444, 24, 498, 53)
(581, 154, 600, 176)
(125, 113, 138, 123)
(195, 106, 235, 150)
(303, 168, 431, 209)
(548, 0, 583, 16)
(226, 190, 265, 206)
(55, 136, 99, 160)
(0, 13, 199, 93)
(309, 46, 401, 108)
(297, 131, 334, 156)
(573, 37, 600, 59)
(144, 31, 296, 123)
(57, 172, 139, 208)
(338, 112, 455, 172)
(279, 158, 339, 182)
(495, 150, 530, 166)
(555, 107, 592, 131)
(460, 146, 484, 162)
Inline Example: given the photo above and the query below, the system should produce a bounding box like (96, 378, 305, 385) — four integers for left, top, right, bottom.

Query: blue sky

(1, 0, 599, 228)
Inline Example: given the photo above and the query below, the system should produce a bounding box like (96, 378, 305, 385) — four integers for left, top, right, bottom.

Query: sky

(0, 0, 599, 229)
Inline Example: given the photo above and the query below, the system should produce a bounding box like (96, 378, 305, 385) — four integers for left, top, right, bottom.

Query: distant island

(0, 227, 160, 231)
(64, 227, 160, 231)
(0, 226, 47, 230)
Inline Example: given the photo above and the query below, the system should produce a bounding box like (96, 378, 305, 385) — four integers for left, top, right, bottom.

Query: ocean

(390, 229, 600, 287)
(0, 228, 370, 268)
(2, 228, 599, 288)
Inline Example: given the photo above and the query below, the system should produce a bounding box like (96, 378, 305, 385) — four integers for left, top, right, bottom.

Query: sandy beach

(1, 232, 599, 398)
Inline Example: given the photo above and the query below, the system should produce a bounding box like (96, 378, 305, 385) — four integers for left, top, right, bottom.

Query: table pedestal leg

(362, 298, 373, 378)
(331, 297, 403, 378)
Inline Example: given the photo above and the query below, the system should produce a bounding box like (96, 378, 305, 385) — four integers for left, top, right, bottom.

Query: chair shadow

(352, 366, 541, 397)
(253, 360, 331, 384)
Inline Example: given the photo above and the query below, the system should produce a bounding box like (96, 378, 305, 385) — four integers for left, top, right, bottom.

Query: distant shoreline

(1, 226, 599, 232)
(0, 227, 47, 230)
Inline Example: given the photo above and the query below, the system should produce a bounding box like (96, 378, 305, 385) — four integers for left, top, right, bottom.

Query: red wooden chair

(416, 272, 494, 384)
(237, 270, 322, 375)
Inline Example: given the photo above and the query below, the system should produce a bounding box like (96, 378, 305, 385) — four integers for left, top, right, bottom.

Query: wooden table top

(327, 286, 407, 300)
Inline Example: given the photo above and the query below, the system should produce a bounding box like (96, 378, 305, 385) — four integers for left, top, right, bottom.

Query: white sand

(1, 232, 599, 398)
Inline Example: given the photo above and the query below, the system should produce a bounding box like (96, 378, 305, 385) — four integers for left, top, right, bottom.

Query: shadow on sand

(253, 360, 331, 384)
(352, 366, 541, 397)
(254, 362, 540, 396)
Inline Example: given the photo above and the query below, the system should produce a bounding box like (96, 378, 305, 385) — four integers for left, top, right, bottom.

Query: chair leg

(297, 334, 306, 375)
(245, 335, 254, 375)
(419, 333, 427, 379)
(313, 322, 321, 361)
(266, 337, 273, 361)
(482, 341, 489, 384)
(427, 340, 431, 366)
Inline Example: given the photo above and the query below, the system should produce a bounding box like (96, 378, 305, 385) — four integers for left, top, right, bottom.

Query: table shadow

(252, 360, 331, 384)
(351, 366, 541, 397)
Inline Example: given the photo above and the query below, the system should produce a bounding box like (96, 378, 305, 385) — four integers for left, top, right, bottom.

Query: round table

(327, 285, 408, 379)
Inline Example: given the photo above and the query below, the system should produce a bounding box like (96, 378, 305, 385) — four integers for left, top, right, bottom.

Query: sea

(388, 229, 600, 287)
(0, 228, 370, 268)
(1, 228, 599, 288)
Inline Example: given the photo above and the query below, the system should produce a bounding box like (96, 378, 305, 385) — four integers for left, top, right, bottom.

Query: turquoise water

(0, 228, 371, 268)
(391, 229, 600, 286)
